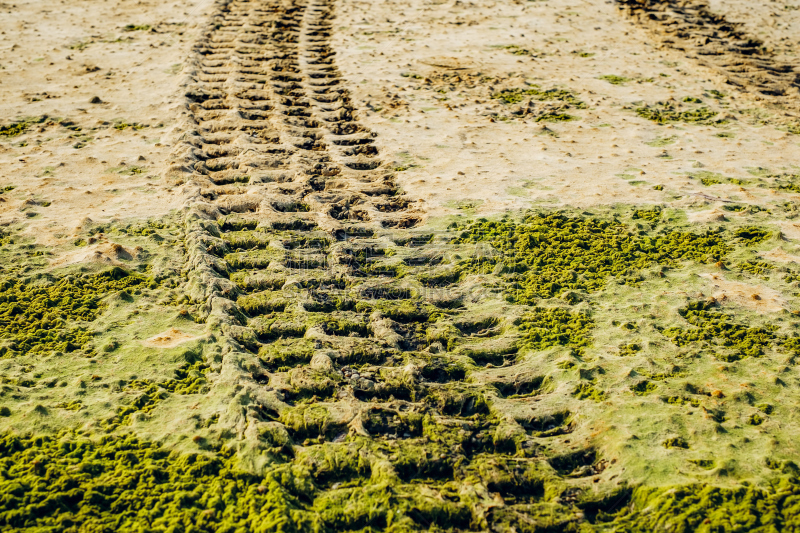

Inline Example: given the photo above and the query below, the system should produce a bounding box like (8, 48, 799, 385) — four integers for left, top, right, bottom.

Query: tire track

(616, 0, 800, 100)
(170, 0, 603, 528)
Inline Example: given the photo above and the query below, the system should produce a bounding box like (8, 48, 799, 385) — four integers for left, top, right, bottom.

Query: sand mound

(51, 242, 137, 267)
(143, 328, 198, 348)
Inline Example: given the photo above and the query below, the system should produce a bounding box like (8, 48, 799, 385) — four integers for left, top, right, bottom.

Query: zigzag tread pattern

(170, 0, 606, 529)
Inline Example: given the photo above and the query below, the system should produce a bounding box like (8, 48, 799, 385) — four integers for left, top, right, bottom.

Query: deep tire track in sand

(168, 0, 605, 529)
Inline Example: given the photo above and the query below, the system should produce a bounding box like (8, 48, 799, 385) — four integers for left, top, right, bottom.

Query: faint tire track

(616, 0, 800, 102)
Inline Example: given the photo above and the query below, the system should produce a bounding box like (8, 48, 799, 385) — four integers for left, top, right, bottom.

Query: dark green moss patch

(0, 267, 151, 358)
(454, 212, 730, 304)
(735, 227, 771, 245)
(661, 300, 783, 362)
(518, 307, 593, 354)
(0, 432, 314, 532)
(663, 437, 689, 449)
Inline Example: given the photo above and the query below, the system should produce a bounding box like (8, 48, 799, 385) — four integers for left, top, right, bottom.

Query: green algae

(572, 382, 605, 402)
(0, 199, 791, 532)
(664, 396, 701, 408)
(0, 268, 151, 358)
(634, 102, 719, 125)
(662, 437, 689, 449)
(601, 480, 800, 532)
(689, 170, 747, 187)
(757, 404, 774, 415)
(0, 117, 82, 139)
(535, 112, 578, 123)
(0, 432, 314, 533)
(631, 207, 661, 223)
(660, 300, 787, 362)
(598, 75, 632, 85)
(490, 86, 586, 108)
(735, 227, 771, 245)
(107, 164, 147, 177)
(123, 24, 151, 31)
(259, 338, 315, 369)
(501, 44, 539, 57)
(453, 212, 730, 305)
(0, 122, 29, 138)
(631, 380, 657, 395)
(102, 360, 209, 431)
(518, 307, 593, 354)
(618, 343, 642, 357)
(113, 121, 147, 132)
(645, 135, 677, 147)
(738, 259, 774, 276)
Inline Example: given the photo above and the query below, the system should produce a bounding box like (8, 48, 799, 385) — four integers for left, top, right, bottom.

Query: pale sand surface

(329, 0, 800, 219)
(2, 0, 800, 232)
(0, 0, 212, 243)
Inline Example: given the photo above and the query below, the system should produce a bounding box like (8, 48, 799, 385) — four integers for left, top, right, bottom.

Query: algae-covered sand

(2, 0, 800, 531)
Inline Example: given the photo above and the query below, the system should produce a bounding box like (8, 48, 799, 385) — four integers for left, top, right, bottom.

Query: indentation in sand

(418, 56, 474, 70)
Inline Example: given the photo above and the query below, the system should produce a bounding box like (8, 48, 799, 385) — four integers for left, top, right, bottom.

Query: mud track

(616, 0, 800, 101)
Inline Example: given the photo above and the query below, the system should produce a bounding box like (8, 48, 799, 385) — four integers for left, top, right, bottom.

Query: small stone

(89, 96, 103, 104)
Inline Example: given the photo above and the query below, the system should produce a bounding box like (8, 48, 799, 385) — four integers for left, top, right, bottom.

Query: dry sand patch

(702, 273, 787, 313)
(0, 0, 213, 242)
(143, 328, 199, 348)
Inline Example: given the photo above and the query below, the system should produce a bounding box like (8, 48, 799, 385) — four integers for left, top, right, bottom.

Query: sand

(4, 0, 800, 529)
